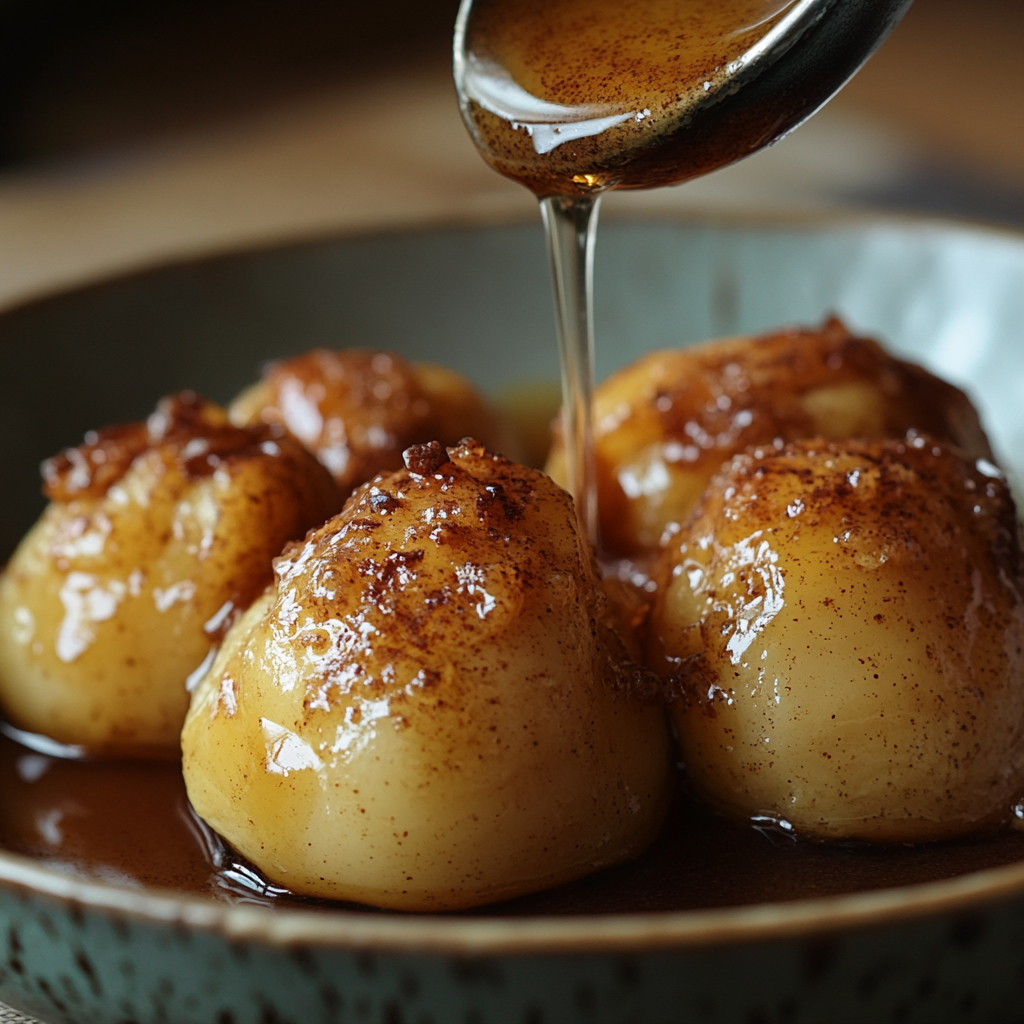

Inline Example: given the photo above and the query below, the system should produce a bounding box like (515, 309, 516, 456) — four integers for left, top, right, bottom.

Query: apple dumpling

(229, 348, 523, 494)
(547, 318, 993, 558)
(0, 393, 340, 755)
(182, 439, 672, 909)
(649, 436, 1024, 843)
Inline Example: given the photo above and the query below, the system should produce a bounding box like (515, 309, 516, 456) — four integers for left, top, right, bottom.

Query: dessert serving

(0, 0, 1018, 1015)
(2, 216, 1024, 1024)
(0, 317, 1021, 913)
(0, 393, 340, 756)
(0, 0, 1005, 930)
(182, 440, 671, 910)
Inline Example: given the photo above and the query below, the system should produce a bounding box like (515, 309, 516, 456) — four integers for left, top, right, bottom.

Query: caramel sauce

(456, 0, 901, 197)
(3, 731, 1024, 916)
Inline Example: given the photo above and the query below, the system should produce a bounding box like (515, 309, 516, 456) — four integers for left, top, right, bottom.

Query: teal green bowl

(2, 213, 1024, 1024)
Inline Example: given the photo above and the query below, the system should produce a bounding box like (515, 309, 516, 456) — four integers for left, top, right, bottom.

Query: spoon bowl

(454, 0, 915, 197)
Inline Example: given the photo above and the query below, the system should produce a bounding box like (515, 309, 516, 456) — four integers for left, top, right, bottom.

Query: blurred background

(0, 0, 1021, 311)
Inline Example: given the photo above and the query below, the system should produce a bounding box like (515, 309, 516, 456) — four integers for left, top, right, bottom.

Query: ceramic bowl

(1, 213, 1024, 1024)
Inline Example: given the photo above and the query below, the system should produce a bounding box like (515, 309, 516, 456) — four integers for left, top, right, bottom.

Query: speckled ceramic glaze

(2, 214, 1024, 1024)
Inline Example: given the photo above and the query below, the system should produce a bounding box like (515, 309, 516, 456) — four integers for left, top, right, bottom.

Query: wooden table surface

(835, 0, 1024, 183)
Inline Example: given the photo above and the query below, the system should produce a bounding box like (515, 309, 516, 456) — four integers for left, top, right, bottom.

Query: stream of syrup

(456, 0, 808, 545)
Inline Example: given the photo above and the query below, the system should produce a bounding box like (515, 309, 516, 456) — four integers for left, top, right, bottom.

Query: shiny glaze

(229, 349, 521, 495)
(651, 438, 1024, 842)
(547, 318, 996, 558)
(5, 731, 1024, 915)
(181, 440, 672, 910)
(0, 393, 341, 754)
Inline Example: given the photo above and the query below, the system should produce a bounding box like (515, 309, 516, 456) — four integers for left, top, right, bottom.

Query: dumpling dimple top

(547, 318, 994, 559)
(0, 393, 340, 756)
(229, 348, 524, 494)
(649, 436, 1024, 843)
(182, 439, 672, 910)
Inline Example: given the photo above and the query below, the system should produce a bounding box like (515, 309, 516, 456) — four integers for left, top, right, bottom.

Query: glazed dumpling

(229, 348, 524, 494)
(649, 437, 1024, 843)
(547, 318, 993, 558)
(182, 439, 672, 910)
(0, 393, 340, 755)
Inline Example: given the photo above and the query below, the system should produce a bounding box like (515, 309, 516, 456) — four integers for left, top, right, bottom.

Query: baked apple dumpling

(230, 348, 523, 494)
(650, 437, 1024, 843)
(182, 440, 672, 910)
(0, 393, 340, 755)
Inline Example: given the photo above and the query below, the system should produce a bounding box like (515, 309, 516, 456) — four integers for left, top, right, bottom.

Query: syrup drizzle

(539, 194, 600, 544)
(457, 0, 807, 545)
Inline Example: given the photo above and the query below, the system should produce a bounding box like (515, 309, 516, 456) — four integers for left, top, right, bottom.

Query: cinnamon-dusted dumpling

(0, 393, 340, 756)
(547, 318, 993, 558)
(649, 437, 1024, 843)
(182, 440, 672, 910)
(229, 349, 523, 494)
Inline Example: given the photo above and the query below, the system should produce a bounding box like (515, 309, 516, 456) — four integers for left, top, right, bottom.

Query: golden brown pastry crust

(229, 349, 523, 494)
(0, 393, 341, 755)
(182, 439, 672, 909)
(649, 436, 1024, 843)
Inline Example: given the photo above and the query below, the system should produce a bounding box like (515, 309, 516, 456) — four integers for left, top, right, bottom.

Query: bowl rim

(2, 845, 1024, 954)
(3, 209, 1024, 957)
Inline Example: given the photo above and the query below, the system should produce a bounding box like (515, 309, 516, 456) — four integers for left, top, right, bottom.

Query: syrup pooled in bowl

(4, 731, 1024, 915)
